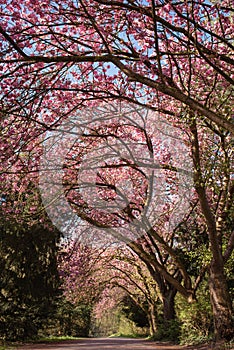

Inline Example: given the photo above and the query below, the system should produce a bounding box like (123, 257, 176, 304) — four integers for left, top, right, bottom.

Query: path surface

(16, 337, 214, 350)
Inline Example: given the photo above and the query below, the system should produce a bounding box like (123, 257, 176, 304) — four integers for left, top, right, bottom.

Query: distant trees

(98, 246, 160, 336)
(57, 240, 157, 337)
(56, 240, 104, 337)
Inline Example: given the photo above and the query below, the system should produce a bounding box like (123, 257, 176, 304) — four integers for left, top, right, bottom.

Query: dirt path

(16, 337, 217, 350)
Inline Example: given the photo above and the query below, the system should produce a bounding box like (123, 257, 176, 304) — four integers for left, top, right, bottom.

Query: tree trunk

(162, 288, 176, 323)
(209, 260, 234, 341)
(190, 121, 234, 341)
(148, 303, 157, 335)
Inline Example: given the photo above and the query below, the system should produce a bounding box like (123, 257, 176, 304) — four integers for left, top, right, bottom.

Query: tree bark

(209, 260, 234, 341)
(190, 120, 234, 341)
(162, 288, 176, 323)
(148, 303, 158, 336)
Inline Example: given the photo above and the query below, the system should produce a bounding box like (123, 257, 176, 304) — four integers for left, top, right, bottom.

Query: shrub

(176, 281, 213, 345)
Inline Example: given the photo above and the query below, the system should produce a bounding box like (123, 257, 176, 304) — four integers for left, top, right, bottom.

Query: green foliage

(175, 222, 211, 278)
(91, 304, 148, 338)
(120, 295, 149, 328)
(150, 319, 181, 342)
(176, 281, 213, 345)
(109, 332, 146, 339)
(224, 251, 234, 303)
(91, 307, 120, 337)
(0, 218, 61, 341)
(43, 299, 92, 338)
(117, 314, 149, 338)
(58, 302, 92, 337)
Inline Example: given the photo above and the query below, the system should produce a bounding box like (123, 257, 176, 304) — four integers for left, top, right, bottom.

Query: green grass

(33, 336, 83, 343)
(0, 336, 84, 348)
(109, 333, 148, 339)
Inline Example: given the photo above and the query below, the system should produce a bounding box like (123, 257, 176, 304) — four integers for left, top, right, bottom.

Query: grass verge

(109, 333, 148, 339)
(32, 336, 83, 343)
(0, 336, 83, 349)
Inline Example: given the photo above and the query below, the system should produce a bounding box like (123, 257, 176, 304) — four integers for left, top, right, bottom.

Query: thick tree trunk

(162, 289, 176, 322)
(209, 261, 234, 341)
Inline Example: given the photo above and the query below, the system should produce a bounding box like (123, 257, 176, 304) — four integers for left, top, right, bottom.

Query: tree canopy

(0, 0, 233, 133)
(0, 0, 233, 343)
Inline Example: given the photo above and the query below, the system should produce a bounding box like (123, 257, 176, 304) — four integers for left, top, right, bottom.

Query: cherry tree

(58, 239, 103, 306)
(98, 246, 161, 336)
(0, 0, 233, 133)
(57, 239, 109, 336)
(189, 120, 233, 340)
(60, 240, 160, 336)
(38, 103, 195, 324)
(0, 0, 233, 341)
(41, 102, 233, 340)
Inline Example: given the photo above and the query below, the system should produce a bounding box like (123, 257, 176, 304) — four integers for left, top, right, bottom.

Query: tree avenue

(0, 0, 233, 342)
(51, 105, 193, 327)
